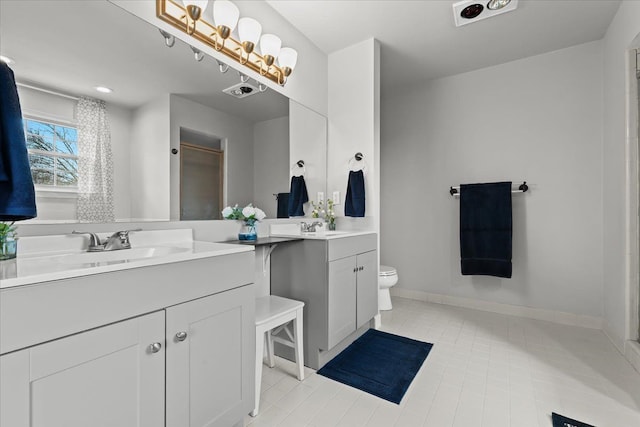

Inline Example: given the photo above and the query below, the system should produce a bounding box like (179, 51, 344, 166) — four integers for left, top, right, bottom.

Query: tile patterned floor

(245, 297, 640, 427)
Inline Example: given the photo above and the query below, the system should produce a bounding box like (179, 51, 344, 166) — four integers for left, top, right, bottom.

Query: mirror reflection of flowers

(221, 204, 266, 226)
(311, 199, 336, 229)
(0, 221, 18, 261)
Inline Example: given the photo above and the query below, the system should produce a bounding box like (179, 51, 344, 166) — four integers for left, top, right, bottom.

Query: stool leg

(266, 329, 276, 368)
(293, 308, 304, 381)
(251, 328, 264, 417)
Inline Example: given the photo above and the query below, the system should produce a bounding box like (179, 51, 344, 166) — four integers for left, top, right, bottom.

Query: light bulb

(260, 34, 281, 62)
(278, 47, 298, 72)
(213, 0, 239, 31)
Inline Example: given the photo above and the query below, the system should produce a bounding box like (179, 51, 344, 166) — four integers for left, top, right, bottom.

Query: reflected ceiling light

(487, 0, 511, 10)
(159, 29, 175, 47)
(95, 86, 113, 93)
(191, 46, 205, 61)
(0, 55, 14, 64)
(216, 59, 229, 73)
(157, 0, 298, 86)
(182, 0, 208, 35)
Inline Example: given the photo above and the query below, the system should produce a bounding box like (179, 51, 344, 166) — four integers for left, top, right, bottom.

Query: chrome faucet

(300, 221, 323, 233)
(72, 229, 141, 252)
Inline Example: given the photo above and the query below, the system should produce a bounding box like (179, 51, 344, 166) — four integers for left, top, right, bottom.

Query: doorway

(180, 142, 224, 220)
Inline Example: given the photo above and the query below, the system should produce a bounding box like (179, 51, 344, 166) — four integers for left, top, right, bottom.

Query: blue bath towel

(345, 170, 365, 217)
(277, 192, 289, 218)
(0, 63, 37, 220)
(288, 176, 308, 217)
(460, 182, 512, 278)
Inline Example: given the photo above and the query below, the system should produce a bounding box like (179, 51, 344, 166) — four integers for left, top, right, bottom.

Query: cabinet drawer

(327, 234, 377, 261)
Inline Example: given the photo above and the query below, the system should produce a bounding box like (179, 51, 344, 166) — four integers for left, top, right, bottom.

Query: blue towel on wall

(460, 182, 512, 278)
(0, 63, 37, 221)
(288, 176, 308, 217)
(345, 170, 365, 217)
(277, 192, 289, 218)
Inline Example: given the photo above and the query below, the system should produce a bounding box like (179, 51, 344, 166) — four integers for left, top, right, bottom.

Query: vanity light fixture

(258, 83, 268, 93)
(216, 59, 229, 73)
(157, 0, 298, 86)
(238, 72, 250, 83)
(95, 86, 113, 94)
(0, 55, 14, 64)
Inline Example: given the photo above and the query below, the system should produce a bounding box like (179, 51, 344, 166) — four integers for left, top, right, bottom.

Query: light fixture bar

(156, 0, 291, 85)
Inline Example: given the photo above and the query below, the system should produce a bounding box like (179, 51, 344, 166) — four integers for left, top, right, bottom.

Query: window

(24, 118, 78, 188)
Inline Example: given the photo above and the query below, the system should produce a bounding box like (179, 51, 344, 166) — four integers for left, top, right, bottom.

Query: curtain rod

(16, 82, 79, 101)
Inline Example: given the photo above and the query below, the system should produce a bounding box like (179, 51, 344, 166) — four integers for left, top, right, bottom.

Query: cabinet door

(0, 311, 165, 427)
(166, 284, 255, 427)
(356, 250, 378, 328)
(327, 256, 357, 349)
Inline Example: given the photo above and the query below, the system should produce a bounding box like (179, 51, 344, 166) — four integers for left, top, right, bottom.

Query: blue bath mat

(552, 412, 596, 427)
(317, 329, 432, 404)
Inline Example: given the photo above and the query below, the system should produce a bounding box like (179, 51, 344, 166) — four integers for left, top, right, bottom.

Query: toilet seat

(379, 265, 397, 277)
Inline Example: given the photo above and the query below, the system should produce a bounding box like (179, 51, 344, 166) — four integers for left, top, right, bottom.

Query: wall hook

(355, 152, 363, 161)
(296, 160, 304, 168)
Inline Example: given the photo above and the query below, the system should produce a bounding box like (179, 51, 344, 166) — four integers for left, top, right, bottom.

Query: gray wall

(253, 116, 289, 219)
(381, 40, 604, 318)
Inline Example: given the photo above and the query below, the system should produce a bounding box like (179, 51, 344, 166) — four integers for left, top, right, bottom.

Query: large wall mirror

(0, 0, 327, 223)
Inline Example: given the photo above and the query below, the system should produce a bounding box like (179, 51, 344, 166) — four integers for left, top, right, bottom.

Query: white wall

(169, 95, 255, 219)
(602, 1, 640, 347)
(253, 116, 289, 219)
(381, 41, 604, 319)
(328, 39, 380, 233)
(130, 94, 170, 221)
(17, 86, 133, 222)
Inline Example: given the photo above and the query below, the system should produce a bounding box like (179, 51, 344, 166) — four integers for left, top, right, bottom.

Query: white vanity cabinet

(0, 251, 255, 427)
(271, 233, 378, 369)
(0, 311, 165, 427)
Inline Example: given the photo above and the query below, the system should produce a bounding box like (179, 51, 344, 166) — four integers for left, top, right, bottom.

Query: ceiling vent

(453, 0, 518, 27)
(222, 82, 259, 99)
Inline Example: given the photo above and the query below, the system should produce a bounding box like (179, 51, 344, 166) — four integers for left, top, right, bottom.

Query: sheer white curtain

(76, 97, 114, 222)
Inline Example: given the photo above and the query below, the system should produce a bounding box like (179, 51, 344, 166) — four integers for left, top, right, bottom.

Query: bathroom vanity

(270, 232, 378, 369)
(0, 230, 255, 427)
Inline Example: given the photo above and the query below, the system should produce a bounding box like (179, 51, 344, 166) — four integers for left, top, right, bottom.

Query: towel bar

(449, 182, 528, 196)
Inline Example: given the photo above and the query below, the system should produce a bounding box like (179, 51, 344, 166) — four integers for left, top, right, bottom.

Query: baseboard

(625, 340, 640, 374)
(390, 288, 603, 329)
(602, 321, 626, 354)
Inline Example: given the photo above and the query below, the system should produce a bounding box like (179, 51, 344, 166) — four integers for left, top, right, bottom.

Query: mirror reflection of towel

(0, 62, 37, 220)
(277, 193, 289, 218)
(460, 182, 512, 278)
(288, 176, 308, 217)
(345, 170, 365, 217)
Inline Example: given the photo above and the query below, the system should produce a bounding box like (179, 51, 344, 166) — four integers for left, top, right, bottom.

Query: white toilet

(378, 265, 398, 311)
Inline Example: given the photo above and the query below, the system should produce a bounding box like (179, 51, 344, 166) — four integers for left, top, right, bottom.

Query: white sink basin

(58, 247, 190, 265)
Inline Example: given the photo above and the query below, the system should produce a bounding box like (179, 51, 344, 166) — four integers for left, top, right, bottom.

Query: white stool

(252, 295, 305, 417)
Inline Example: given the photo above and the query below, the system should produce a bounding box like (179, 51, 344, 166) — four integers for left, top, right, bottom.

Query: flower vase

(327, 222, 336, 231)
(0, 238, 17, 261)
(238, 222, 257, 241)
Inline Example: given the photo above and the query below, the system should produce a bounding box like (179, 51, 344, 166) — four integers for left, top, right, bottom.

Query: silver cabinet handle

(148, 342, 162, 353)
(175, 331, 188, 342)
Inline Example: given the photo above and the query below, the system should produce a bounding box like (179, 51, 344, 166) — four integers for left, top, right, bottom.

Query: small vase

(0, 238, 17, 261)
(238, 222, 257, 241)
(327, 222, 336, 231)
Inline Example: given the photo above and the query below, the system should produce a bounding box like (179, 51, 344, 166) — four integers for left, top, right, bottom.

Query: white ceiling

(0, 1, 288, 122)
(267, 0, 622, 94)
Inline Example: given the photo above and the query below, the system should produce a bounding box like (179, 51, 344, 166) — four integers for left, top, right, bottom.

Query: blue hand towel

(460, 182, 512, 278)
(345, 170, 365, 217)
(288, 176, 308, 217)
(0, 63, 37, 220)
(277, 192, 290, 218)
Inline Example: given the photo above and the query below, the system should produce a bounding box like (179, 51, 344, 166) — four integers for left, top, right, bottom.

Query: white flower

(221, 206, 234, 218)
(255, 208, 266, 221)
(242, 206, 256, 218)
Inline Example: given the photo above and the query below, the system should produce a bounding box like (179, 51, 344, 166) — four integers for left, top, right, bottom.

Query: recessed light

(460, 4, 484, 19)
(487, 0, 511, 10)
(0, 55, 14, 64)
(95, 86, 113, 93)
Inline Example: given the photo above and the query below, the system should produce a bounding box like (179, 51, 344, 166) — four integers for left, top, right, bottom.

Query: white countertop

(269, 230, 377, 240)
(0, 229, 253, 289)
